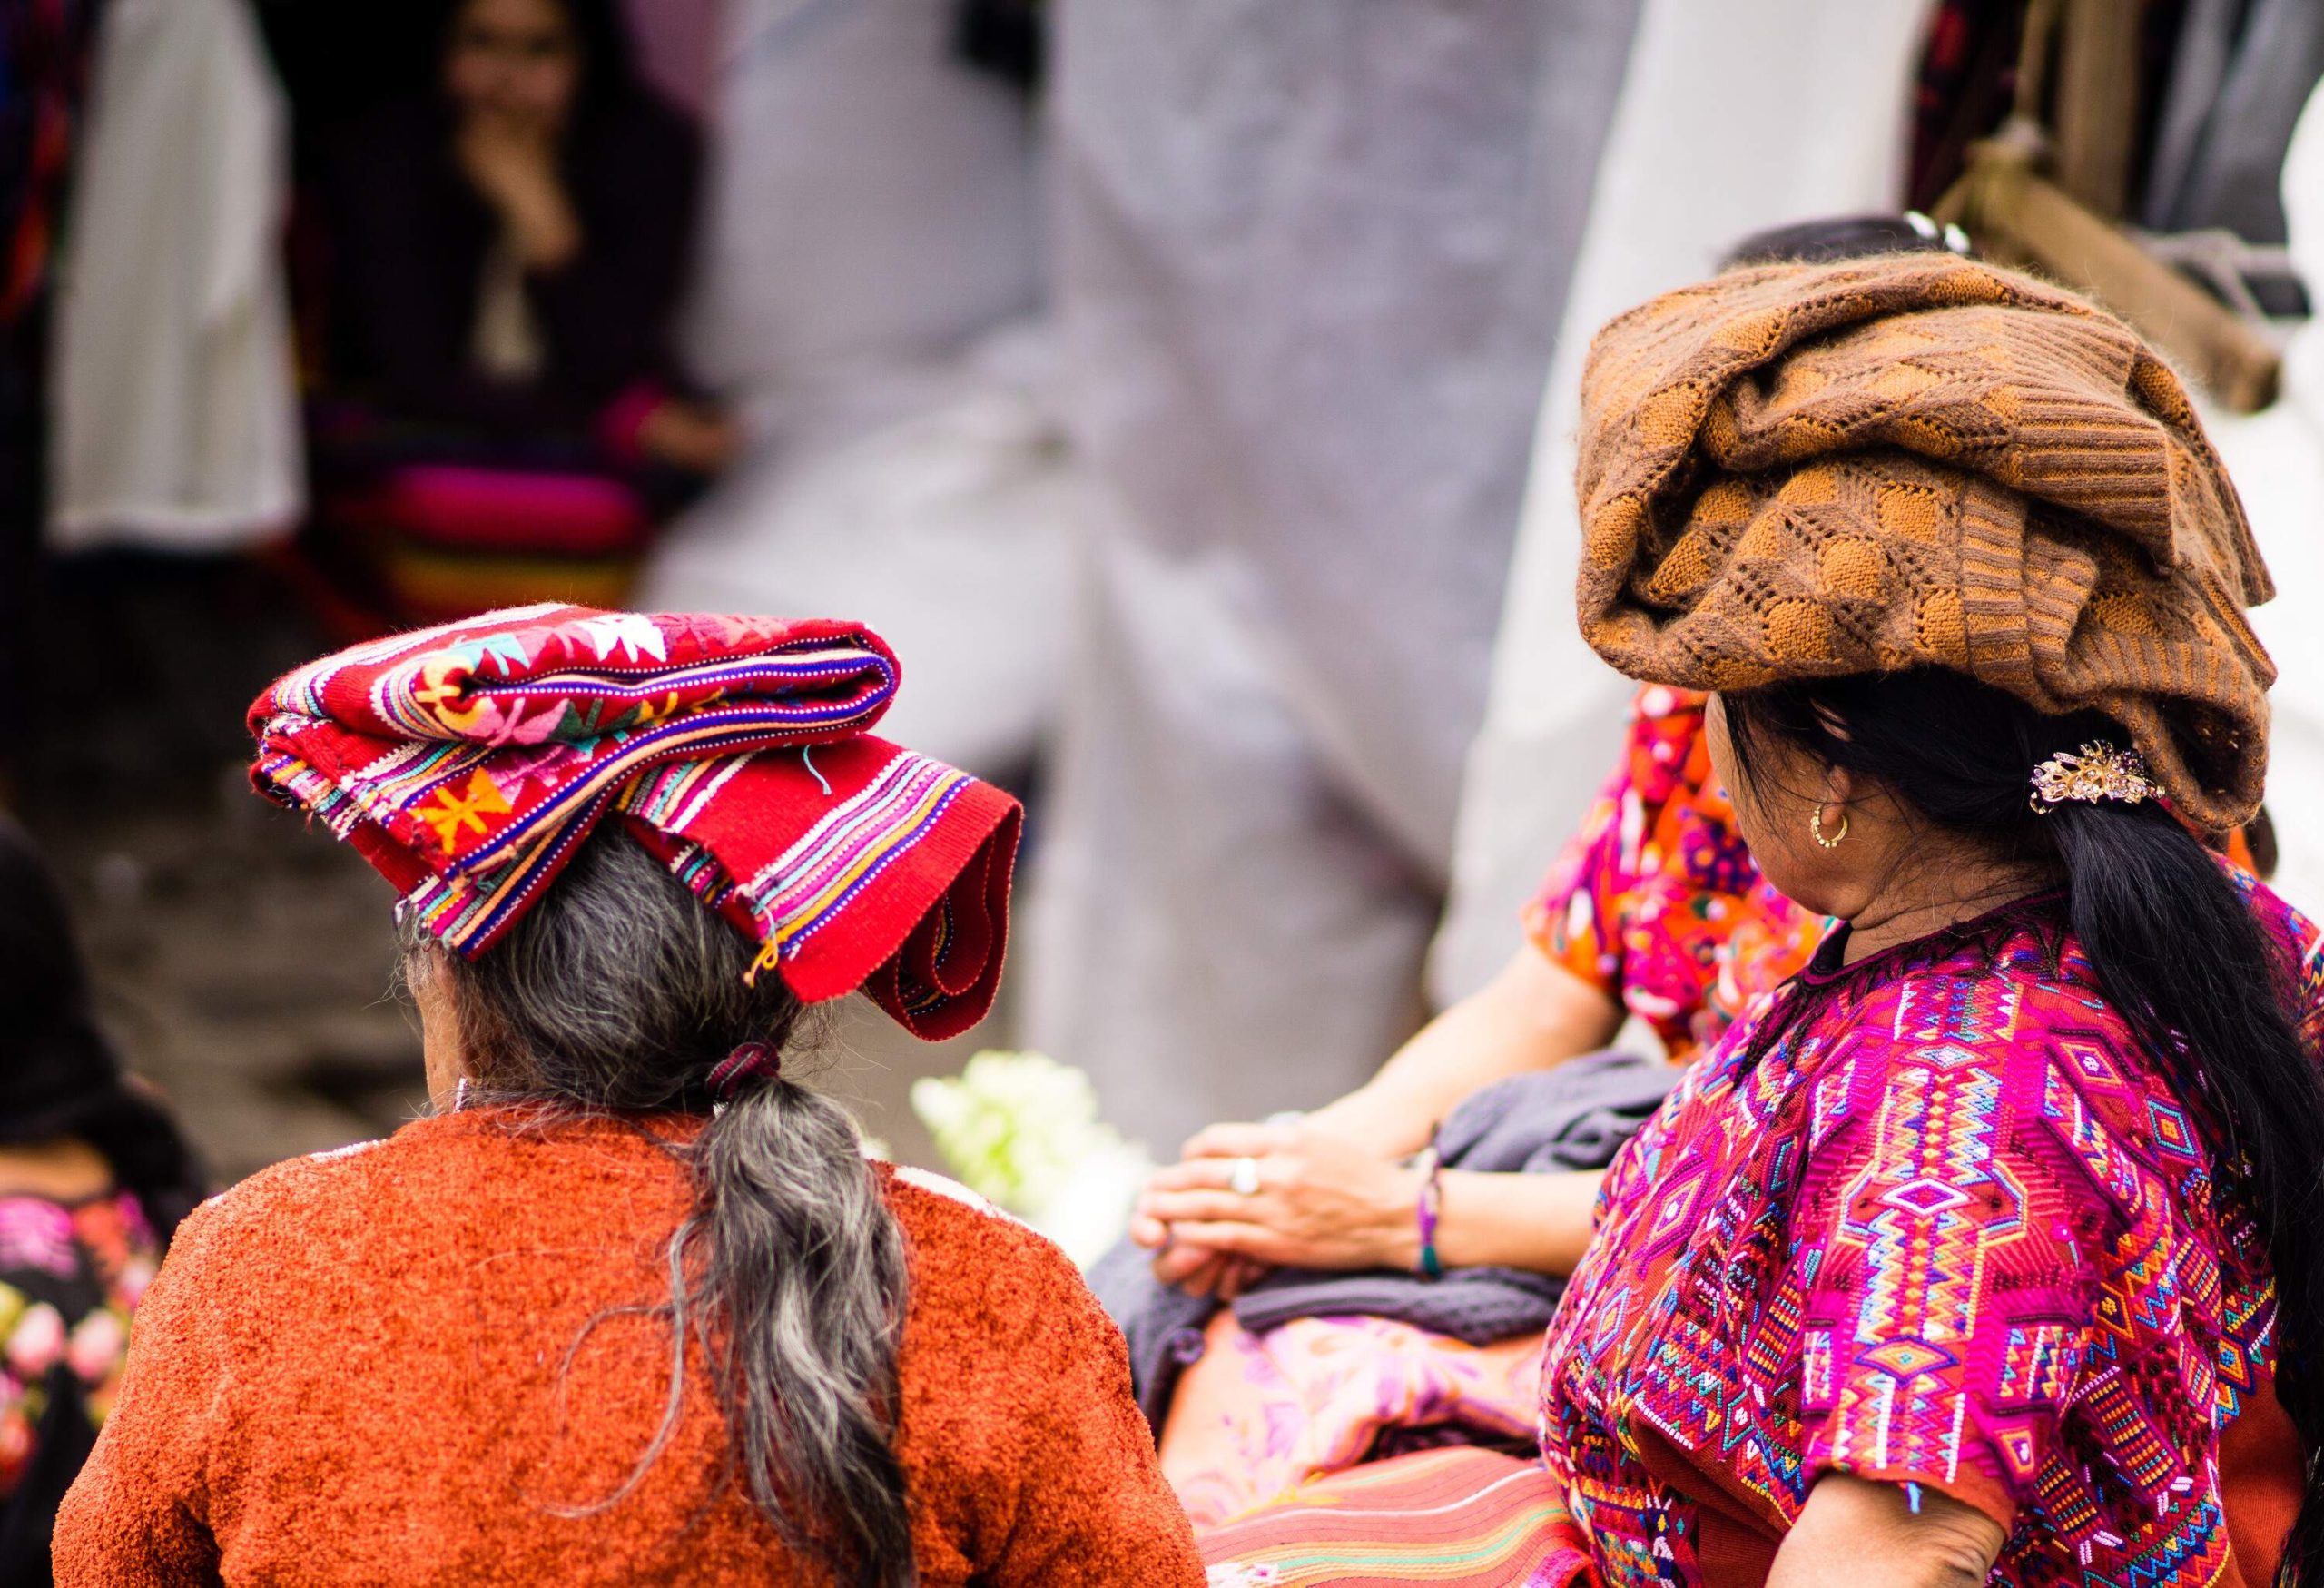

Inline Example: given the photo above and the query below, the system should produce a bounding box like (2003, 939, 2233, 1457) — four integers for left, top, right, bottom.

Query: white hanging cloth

(641, 0, 1062, 780)
(2201, 82, 2324, 920)
(1022, 0, 1641, 1149)
(1428, 0, 1938, 1003)
(47, 0, 301, 552)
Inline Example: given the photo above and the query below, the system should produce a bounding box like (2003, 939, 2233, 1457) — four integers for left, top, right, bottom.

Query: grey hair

(403, 826, 915, 1586)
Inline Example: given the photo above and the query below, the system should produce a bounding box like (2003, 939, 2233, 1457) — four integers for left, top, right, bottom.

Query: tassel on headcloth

(248, 603, 1019, 1041)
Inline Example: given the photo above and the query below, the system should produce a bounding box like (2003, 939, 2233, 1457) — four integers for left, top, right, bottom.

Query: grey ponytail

(404, 825, 915, 1586)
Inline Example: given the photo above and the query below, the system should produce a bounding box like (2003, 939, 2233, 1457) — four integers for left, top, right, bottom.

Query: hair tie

(706, 1041, 783, 1101)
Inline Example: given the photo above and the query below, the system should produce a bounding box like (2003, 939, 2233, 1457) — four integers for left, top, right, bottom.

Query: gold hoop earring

(1810, 806, 1849, 849)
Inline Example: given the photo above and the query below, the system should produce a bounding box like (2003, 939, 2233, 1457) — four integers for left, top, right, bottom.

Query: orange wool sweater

(52, 1110, 1205, 1585)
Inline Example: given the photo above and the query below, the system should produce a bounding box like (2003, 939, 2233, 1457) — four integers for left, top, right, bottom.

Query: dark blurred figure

(0, 817, 202, 1587)
(303, 0, 731, 626)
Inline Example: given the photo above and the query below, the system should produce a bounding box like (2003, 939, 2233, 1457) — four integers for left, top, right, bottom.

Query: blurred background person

(0, 816, 203, 1588)
(300, 0, 730, 626)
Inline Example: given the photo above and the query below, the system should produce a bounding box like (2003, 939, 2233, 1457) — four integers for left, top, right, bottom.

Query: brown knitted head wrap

(1574, 253, 2275, 830)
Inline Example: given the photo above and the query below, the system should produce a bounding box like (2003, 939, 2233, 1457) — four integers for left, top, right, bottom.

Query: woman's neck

(1839, 858, 2058, 966)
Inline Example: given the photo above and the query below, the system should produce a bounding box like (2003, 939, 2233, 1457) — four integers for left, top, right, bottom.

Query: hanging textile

(640, 0, 1064, 780)
(2199, 80, 2324, 916)
(1428, 0, 1937, 1002)
(46, 0, 301, 552)
(1024, 0, 1642, 1148)
(2143, 0, 2324, 244)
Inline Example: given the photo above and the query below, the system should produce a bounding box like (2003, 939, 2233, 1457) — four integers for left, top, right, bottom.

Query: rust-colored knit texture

(52, 1112, 1205, 1586)
(1574, 253, 2275, 829)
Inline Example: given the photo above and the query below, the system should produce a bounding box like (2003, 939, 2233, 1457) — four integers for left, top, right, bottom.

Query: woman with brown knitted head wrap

(1532, 254, 2324, 1588)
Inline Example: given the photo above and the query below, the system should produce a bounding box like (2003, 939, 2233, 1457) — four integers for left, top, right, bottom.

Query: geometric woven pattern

(1540, 883, 2323, 1586)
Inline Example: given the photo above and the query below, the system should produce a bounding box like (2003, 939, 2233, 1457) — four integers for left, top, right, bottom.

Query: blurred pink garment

(1157, 1309, 1542, 1529)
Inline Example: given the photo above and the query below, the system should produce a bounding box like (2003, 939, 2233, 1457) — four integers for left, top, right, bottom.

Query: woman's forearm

(1769, 1475, 2004, 1588)
(1428, 1169, 1603, 1274)
(1304, 947, 1624, 1157)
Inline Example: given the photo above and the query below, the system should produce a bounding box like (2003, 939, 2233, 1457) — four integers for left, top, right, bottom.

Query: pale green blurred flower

(911, 1050, 1152, 1265)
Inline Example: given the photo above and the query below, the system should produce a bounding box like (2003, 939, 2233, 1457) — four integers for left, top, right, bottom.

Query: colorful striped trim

(402, 784, 624, 953)
(743, 751, 971, 961)
(1197, 1448, 1591, 1588)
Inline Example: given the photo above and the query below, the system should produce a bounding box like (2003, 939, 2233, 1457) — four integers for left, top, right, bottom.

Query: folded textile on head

(1574, 252, 2275, 830)
(249, 602, 1019, 1040)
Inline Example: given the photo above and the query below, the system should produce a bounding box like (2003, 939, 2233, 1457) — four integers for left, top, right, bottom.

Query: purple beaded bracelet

(1413, 1142, 1444, 1280)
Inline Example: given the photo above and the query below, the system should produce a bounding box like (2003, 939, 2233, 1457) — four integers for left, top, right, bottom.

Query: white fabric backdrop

(1023, 0, 1641, 1149)
(643, 0, 1068, 779)
(1429, 0, 1940, 1002)
(2201, 83, 2324, 919)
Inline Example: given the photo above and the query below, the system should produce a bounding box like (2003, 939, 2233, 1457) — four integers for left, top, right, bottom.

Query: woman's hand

(1132, 1121, 1423, 1277)
(635, 397, 741, 475)
(458, 111, 581, 270)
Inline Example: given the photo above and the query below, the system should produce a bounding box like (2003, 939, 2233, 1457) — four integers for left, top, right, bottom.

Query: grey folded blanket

(1089, 1050, 1678, 1434)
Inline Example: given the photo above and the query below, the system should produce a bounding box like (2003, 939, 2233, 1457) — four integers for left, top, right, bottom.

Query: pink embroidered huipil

(1538, 886, 2317, 1587)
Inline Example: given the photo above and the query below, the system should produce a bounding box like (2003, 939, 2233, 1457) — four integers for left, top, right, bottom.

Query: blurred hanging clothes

(45, 0, 300, 553)
(2143, 0, 2324, 244)
(1427, 0, 1937, 1003)
(1023, 0, 1641, 1149)
(640, 0, 1064, 781)
(0, 0, 100, 746)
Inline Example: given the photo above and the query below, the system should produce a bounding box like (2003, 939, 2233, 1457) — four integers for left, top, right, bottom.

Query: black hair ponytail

(1725, 668, 2324, 1584)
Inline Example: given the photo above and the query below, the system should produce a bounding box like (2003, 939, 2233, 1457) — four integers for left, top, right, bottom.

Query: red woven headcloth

(248, 604, 1019, 1041)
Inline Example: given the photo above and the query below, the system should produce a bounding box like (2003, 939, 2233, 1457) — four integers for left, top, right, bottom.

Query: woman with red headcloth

(52, 606, 1201, 1586)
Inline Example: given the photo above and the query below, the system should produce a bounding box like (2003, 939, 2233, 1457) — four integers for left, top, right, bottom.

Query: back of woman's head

(410, 826, 914, 1587)
(1725, 667, 2324, 1582)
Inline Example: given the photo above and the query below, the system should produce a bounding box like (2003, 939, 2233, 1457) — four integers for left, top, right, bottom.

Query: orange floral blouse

(1526, 686, 1817, 1061)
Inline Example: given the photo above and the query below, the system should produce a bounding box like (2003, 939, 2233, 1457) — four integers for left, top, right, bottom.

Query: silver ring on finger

(1228, 1156, 1261, 1197)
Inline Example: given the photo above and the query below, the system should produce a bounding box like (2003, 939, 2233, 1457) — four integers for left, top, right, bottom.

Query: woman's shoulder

(877, 1162, 1068, 1277)
(180, 1135, 400, 1238)
(877, 1162, 1114, 1351)
(170, 1111, 678, 1279)
(2234, 869, 2324, 984)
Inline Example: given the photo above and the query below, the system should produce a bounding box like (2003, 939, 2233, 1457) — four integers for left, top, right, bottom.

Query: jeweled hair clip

(2029, 740, 2162, 814)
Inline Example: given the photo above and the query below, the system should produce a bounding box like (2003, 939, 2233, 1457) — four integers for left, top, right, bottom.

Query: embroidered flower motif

(567, 611, 668, 664)
(0, 1198, 78, 1278)
(66, 1308, 126, 1385)
(417, 768, 515, 853)
(7, 1303, 64, 1377)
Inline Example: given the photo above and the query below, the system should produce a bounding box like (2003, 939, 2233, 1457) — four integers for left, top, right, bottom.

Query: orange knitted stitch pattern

(1574, 253, 2274, 831)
